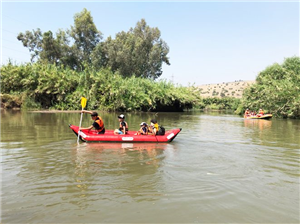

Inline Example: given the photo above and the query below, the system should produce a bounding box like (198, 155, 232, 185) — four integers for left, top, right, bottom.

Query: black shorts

(97, 128, 105, 134)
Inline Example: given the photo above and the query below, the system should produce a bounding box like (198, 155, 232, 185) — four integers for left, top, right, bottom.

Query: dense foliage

(17, 9, 169, 79)
(0, 63, 201, 111)
(199, 97, 241, 111)
(239, 57, 300, 118)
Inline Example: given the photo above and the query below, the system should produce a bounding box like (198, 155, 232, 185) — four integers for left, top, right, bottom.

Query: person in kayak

(258, 108, 264, 115)
(148, 119, 159, 135)
(244, 108, 250, 117)
(114, 114, 128, 135)
(135, 122, 148, 135)
(79, 110, 105, 134)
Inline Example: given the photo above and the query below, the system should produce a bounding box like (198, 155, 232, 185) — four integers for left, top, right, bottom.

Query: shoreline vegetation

(1, 9, 299, 118)
(0, 63, 202, 112)
(0, 62, 241, 113)
(1, 56, 300, 118)
(1, 57, 299, 118)
(238, 56, 300, 119)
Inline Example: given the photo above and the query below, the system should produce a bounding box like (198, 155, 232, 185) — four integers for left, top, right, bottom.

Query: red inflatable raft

(69, 125, 182, 143)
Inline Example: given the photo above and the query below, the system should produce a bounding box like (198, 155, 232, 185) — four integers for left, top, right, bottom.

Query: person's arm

(84, 110, 93, 114)
(79, 125, 93, 131)
(81, 110, 93, 114)
(122, 125, 126, 135)
(138, 127, 143, 134)
(148, 126, 154, 135)
(153, 128, 157, 135)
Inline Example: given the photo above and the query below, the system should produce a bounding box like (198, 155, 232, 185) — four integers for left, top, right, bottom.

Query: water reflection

(242, 118, 299, 179)
(71, 143, 169, 204)
(244, 119, 272, 130)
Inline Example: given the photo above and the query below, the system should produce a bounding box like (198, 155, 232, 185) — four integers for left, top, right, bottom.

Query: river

(1, 110, 299, 223)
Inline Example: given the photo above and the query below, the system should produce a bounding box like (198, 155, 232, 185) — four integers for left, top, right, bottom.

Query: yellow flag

(81, 97, 87, 109)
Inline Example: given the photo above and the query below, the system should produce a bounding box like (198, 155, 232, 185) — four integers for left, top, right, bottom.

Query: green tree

(101, 19, 170, 79)
(132, 19, 170, 79)
(70, 8, 102, 65)
(16, 10, 170, 79)
(17, 28, 43, 62)
(241, 56, 300, 118)
(39, 31, 61, 64)
(17, 8, 102, 70)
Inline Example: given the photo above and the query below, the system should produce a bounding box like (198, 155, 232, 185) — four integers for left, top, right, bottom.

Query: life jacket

(119, 121, 128, 134)
(95, 116, 105, 132)
(141, 126, 148, 134)
(149, 123, 159, 134)
(153, 123, 159, 131)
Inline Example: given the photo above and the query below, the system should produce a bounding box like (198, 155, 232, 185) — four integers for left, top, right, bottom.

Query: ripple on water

(1, 112, 300, 223)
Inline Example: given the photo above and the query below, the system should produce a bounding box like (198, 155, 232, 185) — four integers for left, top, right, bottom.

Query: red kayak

(69, 125, 182, 143)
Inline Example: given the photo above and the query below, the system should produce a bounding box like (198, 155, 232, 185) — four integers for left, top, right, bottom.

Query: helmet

(140, 122, 147, 126)
(118, 114, 125, 119)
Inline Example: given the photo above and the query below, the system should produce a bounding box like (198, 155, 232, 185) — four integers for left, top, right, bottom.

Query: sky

(1, 0, 299, 86)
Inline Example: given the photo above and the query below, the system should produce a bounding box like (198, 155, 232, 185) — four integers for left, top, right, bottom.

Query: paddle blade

(81, 97, 87, 109)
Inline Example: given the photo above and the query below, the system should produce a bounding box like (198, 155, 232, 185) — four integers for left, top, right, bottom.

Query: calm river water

(1, 110, 299, 223)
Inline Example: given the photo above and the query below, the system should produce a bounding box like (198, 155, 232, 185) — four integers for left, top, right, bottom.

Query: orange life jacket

(95, 116, 104, 132)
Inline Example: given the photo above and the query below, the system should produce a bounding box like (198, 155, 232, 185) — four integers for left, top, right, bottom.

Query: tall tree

(17, 28, 43, 62)
(17, 8, 102, 70)
(132, 19, 170, 79)
(39, 31, 61, 64)
(16, 10, 170, 79)
(101, 19, 170, 79)
(70, 8, 102, 65)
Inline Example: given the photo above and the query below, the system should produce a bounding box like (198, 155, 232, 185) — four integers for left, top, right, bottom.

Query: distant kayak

(244, 114, 272, 120)
(69, 124, 182, 143)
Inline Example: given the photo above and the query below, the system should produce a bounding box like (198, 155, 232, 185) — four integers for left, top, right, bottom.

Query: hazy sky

(1, 0, 299, 86)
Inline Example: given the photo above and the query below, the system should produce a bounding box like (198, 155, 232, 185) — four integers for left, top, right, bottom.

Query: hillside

(198, 80, 255, 98)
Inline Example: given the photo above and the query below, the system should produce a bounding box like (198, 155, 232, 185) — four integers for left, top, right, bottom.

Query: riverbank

(2, 57, 299, 118)
(1, 94, 22, 109)
(0, 64, 201, 112)
(1, 93, 241, 113)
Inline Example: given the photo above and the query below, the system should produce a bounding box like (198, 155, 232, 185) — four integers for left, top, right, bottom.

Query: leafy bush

(0, 94, 23, 109)
(0, 63, 202, 112)
(240, 56, 300, 118)
(200, 97, 241, 111)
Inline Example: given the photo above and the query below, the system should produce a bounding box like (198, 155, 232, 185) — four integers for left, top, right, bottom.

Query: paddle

(77, 97, 87, 143)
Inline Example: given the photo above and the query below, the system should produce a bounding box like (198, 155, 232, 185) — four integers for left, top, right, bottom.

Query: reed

(1, 63, 201, 111)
